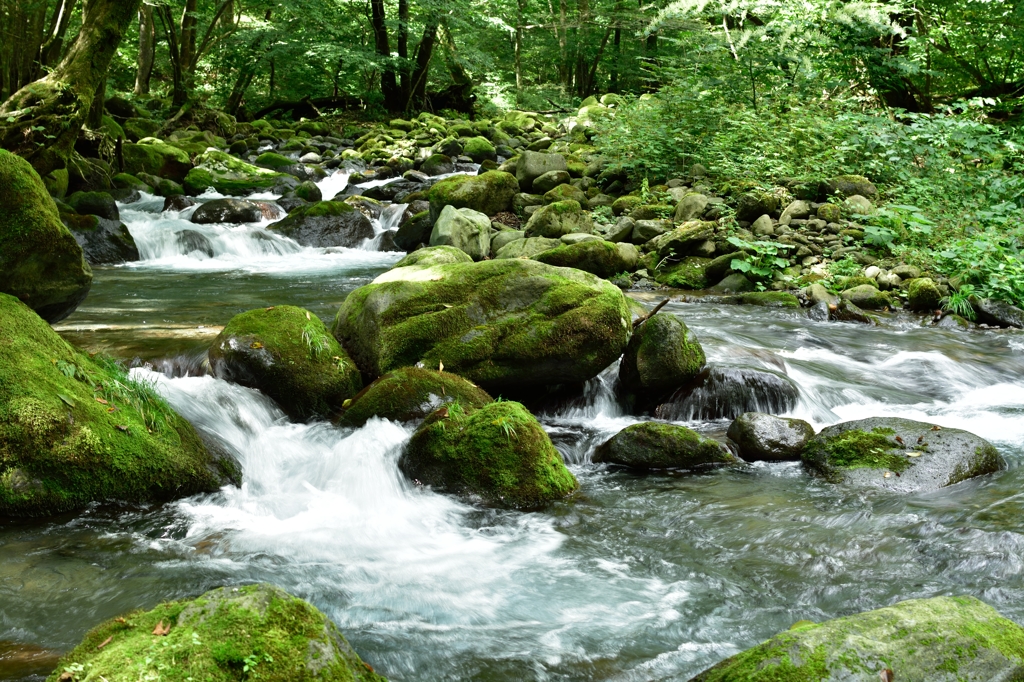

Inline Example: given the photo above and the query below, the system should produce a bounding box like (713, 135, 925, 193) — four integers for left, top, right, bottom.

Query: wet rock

(268, 201, 374, 248)
(421, 153, 455, 176)
(727, 412, 814, 461)
(620, 314, 705, 395)
(656, 366, 800, 421)
(175, 229, 215, 257)
(840, 284, 889, 309)
(65, 215, 140, 265)
(162, 195, 197, 212)
(710, 273, 755, 293)
(50, 584, 386, 682)
(191, 198, 263, 224)
(802, 417, 1004, 492)
(209, 305, 362, 421)
(594, 422, 734, 470)
(808, 300, 831, 321)
(338, 366, 491, 427)
(689, 596, 1024, 682)
(832, 299, 877, 324)
(973, 297, 1024, 329)
(400, 401, 578, 508)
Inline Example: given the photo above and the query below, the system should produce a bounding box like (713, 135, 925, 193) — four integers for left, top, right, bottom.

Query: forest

(3, 0, 1024, 680)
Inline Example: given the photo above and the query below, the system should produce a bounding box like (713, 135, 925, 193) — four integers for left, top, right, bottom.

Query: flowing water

(3, 171, 1024, 681)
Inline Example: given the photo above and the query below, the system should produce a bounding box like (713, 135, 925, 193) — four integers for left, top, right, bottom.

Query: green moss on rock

(47, 583, 386, 682)
(209, 306, 362, 421)
(523, 200, 594, 238)
(656, 257, 711, 289)
(594, 421, 733, 470)
(619, 314, 706, 394)
(339, 366, 492, 427)
(184, 150, 293, 196)
(255, 151, 296, 169)
(122, 139, 193, 182)
(392, 245, 473, 269)
(427, 171, 519, 221)
(532, 239, 639, 279)
(689, 596, 1024, 682)
(0, 294, 236, 517)
(399, 401, 578, 508)
(0, 150, 92, 323)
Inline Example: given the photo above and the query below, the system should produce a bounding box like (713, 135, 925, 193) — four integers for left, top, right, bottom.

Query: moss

(736, 292, 801, 308)
(338, 367, 491, 427)
(523, 200, 594, 238)
(802, 427, 909, 482)
(0, 294, 235, 516)
(184, 150, 290, 196)
(427, 171, 519, 220)
(399, 401, 578, 508)
(255, 152, 296, 169)
(332, 258, 631, 393)
(0, 150, 92, 323)
(619, 314, 705, 393)
(532, 240, 636, 279)
(46, 584, 386, 682)
(656, 257, 711, 289)
(112, 172, 150, 191)
(630, 204, 674, 220)
(908, 277, 942, 311)
(209, 306, 361, 421)
(392, 245, 473, 269)
(122, 139, 193, 182)
(543, 184, 588, 205)
(594, 422, 732, 470)
(611, 195, 643, 216)
(462, 136, 497, 162)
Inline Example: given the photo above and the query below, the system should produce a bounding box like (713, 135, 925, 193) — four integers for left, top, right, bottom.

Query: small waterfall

(655, 365, 800, 421)
(365, 203, 408, 251)
(316, 170, 350, 201)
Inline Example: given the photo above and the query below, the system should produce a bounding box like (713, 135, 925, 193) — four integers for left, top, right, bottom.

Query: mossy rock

(209, 306, 362, 421)
(0, 294, 236, 516)
(494, 236, 562, 259)
(0, 150, 92, 323)
(523, 200, 594, 238)
(611, 195, 643, 216)
(594, 422, 733, 470)
(840, 284, 890, 310)
(122, 117, 161, 142)
(656, 257, 711, 289)
(532, 239, 639, 279)
(731, 291, 801, 307)
(689, 596, 1024, 682)
(462, 136, 497, 163)
(823, 174, 877, 198)
(801, 417, 1004, 492)
(46, 583, 386, 682)
(543, 183, 588, 205)
(184, 150, 295, 196)
(907, 277, 942, 311)
(338, 366, 491, 427)
(112, 172, 151, 192)
(648, 221, 717, 260)
(630, 203, 674, 220)
(255, 151, 296, 169)
(399, 401, 578, 508)
(123, 139, 193, 182)
(392, 245, 472, 268)
(426, 171, 519, 221)
(332, 258, 631, 393)
(268, 201, 374, 248)
(619, 314, 705, 394)
(735, 191, 780, 222)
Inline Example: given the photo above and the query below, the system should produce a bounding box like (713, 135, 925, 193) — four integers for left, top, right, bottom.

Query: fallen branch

(633, 298, 669, 329)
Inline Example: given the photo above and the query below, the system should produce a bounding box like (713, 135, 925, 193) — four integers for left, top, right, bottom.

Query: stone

(840, 284, 890, 309)
(602, 216, 635, 243)
(907, 277, 942, 311)
(532, 240, 639, 279)
(619, 314, 705, 394)
(268, 201, 375, 248)
(657, 366, 799, 421)
(490, 230, 526, 256)
(817, 203, 842, 222)
(122, 138, 193, 182)
(184, 150, 296, 196)
(65, 191, 119, 221)
(421, 153, 455, 176)
(612, 195, 643, 216)
(594, 422, 734, 470)
(751, 214, 774, 236)
(338, 366, 492, 427)
(674, 193, 708, 222)
(49, 583, 386, 682)
(427, 171, 519, 222)
(209, 306, 362, 421)
(163, 195, 197, 212)
(892, 263, 921, 279)
(844, 194, 874, 215)
(560, 232, 603, 245)
(543, 183, 588, 206)
(332, 258, 631, 393)
(710, 273, 755, 293)
(515, 151, 568, 192)
(736, 191, 779, 222)
(532, 170, 571, 193)
(629, 219, 671, 243)
(394, 210, 432, 250)
(191, 198, 263, 224)
(429, 205, 492, 261)
(0, 150, 92, 322)
(805, 282, 840, 306)
(973, 298, 1024, 329)
(779, 199, 811, 224)
(802, 417, 1004, 492)
(655, 257, 711, 289)
(727, 412, 814, 461)
(524, 200, 594, 238)
(824, 174, 877, 198)
(175, 229, 214, 257)
(495, 236, 562, 259)
(463, 136, 497, 163)
(689, 596, 1024, 682)
(64, 215, 140, 265)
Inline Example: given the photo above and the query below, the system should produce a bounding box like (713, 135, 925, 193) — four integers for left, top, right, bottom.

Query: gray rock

(892, 263, 921, 279)
(429, 205, 491, 261)
(490, 230, 525, 256)
(779, 199, 811, 224)
(727, 412, 814, 461)
(594, 422, 734, 470)
(805, 282, 839, 306)
(192, 198, 263, 224)
(532, 170, 571, 193)
(710, 273, 755, 293)
(844, 194, 874, 215)
(657, 366, 800, 421)
(163, 195, 196, 212)
(631, 219, 672, 243)
(751, 214, 774, 236)
(973, 298, 1024, 328)
(515, 151, 567, 192)
(601, 216, 635, 243)
(495, 236, 562, 259)
(560, 232, 603, 245)
(175, 229, 215, 257)
(673, 192, 708, 222)
(268, 201, 375, 248)
(67, 216, 140, 265)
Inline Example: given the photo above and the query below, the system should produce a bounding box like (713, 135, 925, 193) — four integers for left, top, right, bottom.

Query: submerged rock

(594, 422, 733, 470)
(619, 314, 706, 396)
(332, 258, 631, 393)
(175, 229, 215, 257)
(0, 149, 92, 322)
(801, 417, 1003, 492)
(656, 366, 800, 421)
(338, 366, 492, 427)
(689, 596, 1024, 682)
(727, 412, 814, 461)
(400, 400, 578, 508)
(268, 201, 374, 248)
(209, 306, 362, 421)
(49, 583, 387, 682)
(0, 294, 236, 516)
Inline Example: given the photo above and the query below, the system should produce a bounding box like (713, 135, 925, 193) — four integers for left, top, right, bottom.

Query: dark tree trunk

(398, 0, 409, 96)
(0, 0, 142, 176)
(155, 3, 188, 107)
(87, 75, 105, 128)
(370, 0, 400, 109)
(134, 3, 155, 95)
(39, 0, 79, 72)
(407, 21, 437, 110)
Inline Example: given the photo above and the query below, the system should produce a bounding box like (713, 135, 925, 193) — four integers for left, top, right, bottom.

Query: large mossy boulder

(338, 366, 491, 427)
(122, 139, 193, 182)
(399, 401, 578, 508)
(727, 412, 814, 462)
(0, 294, 236, 516)
(648, 221, 716, 260)
(531, 239, 638, 279)
(515, 151, 568, 192)
(495, 236, 562, 260)
(426, 170, 519, 221)
(689, 596, 1024, 682)
(392, 245, 472, 268)
(0, 150, 92, 323)
(429, 205, 491, 260)
(593, 422, 734, 470)
(209, 306, 362, 421)
(523, 200, 594, 238)
(332, 258, 631, 393)
(735, 191, 780, 223)
(46, 583, 387, 682)
(619, 314, 705, 395)
(823, 174, 878, 199)
(801, 417, 1004, 492)
(184, 150, 296, 196)
(268, 201, 374, 248)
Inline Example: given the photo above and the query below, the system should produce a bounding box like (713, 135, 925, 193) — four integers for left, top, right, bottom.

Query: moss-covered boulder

(46, 583, 386, 682)
(823, 174, 878, 199)
(463, 136, 497, 163)
(122, 139, 193, 182)
(543, 183, 588, 205)
(184, 150, 296, 196)
(0, 294, 236, 516)
(802, 417, 1004, 492)
(523, 200, 594, 238)
(908, 277, 942, 311)
(209, 306, 361, 421)
(689, 596, 1024, 682)
(338, 366, 491, 427)
(429, 205, 491, 260)
(735, 191, 780, 223)
(254, 151, 296, 169)
(531, 239, 638, 279)
(426, 171, 519, 221)
(0, 150, 92, 323)
(332, 258, 631, 393)
(840, 284, 890, 310)
(648, 221, 716, 259)
(399, 401, 578, 508)
(727, 412, 814, 462)
(494, 236, 562, 259)
(619, 314, 705, 395)
(594, 422, 734, 470)
(392, 245, 473, 268)
(655, 257, 711, 289)
(268, 201, 374, 248)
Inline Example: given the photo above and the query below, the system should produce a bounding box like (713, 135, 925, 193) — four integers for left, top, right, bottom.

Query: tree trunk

(40, 0, 79, 72)
(398, 0, 409, 96)
(179, 0, 198, 74)
(370, 0, 399, 109)
(155, 3, 187, 107)
(134, 3, 155, 95)
(514, 0, 526, 94)
(0, 0, 142, 176)
(407, 20, 437, 110)
(87, 75, 105, 128)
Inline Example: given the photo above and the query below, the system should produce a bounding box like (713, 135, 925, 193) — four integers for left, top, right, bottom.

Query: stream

(3, 169, 1024, 681)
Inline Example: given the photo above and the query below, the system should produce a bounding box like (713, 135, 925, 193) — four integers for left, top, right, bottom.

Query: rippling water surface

(3, 171, 1024, 681)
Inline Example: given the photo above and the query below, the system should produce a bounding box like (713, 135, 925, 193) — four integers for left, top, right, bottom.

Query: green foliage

(726, 236, 793, 288)
(942, 284, 977, 320)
